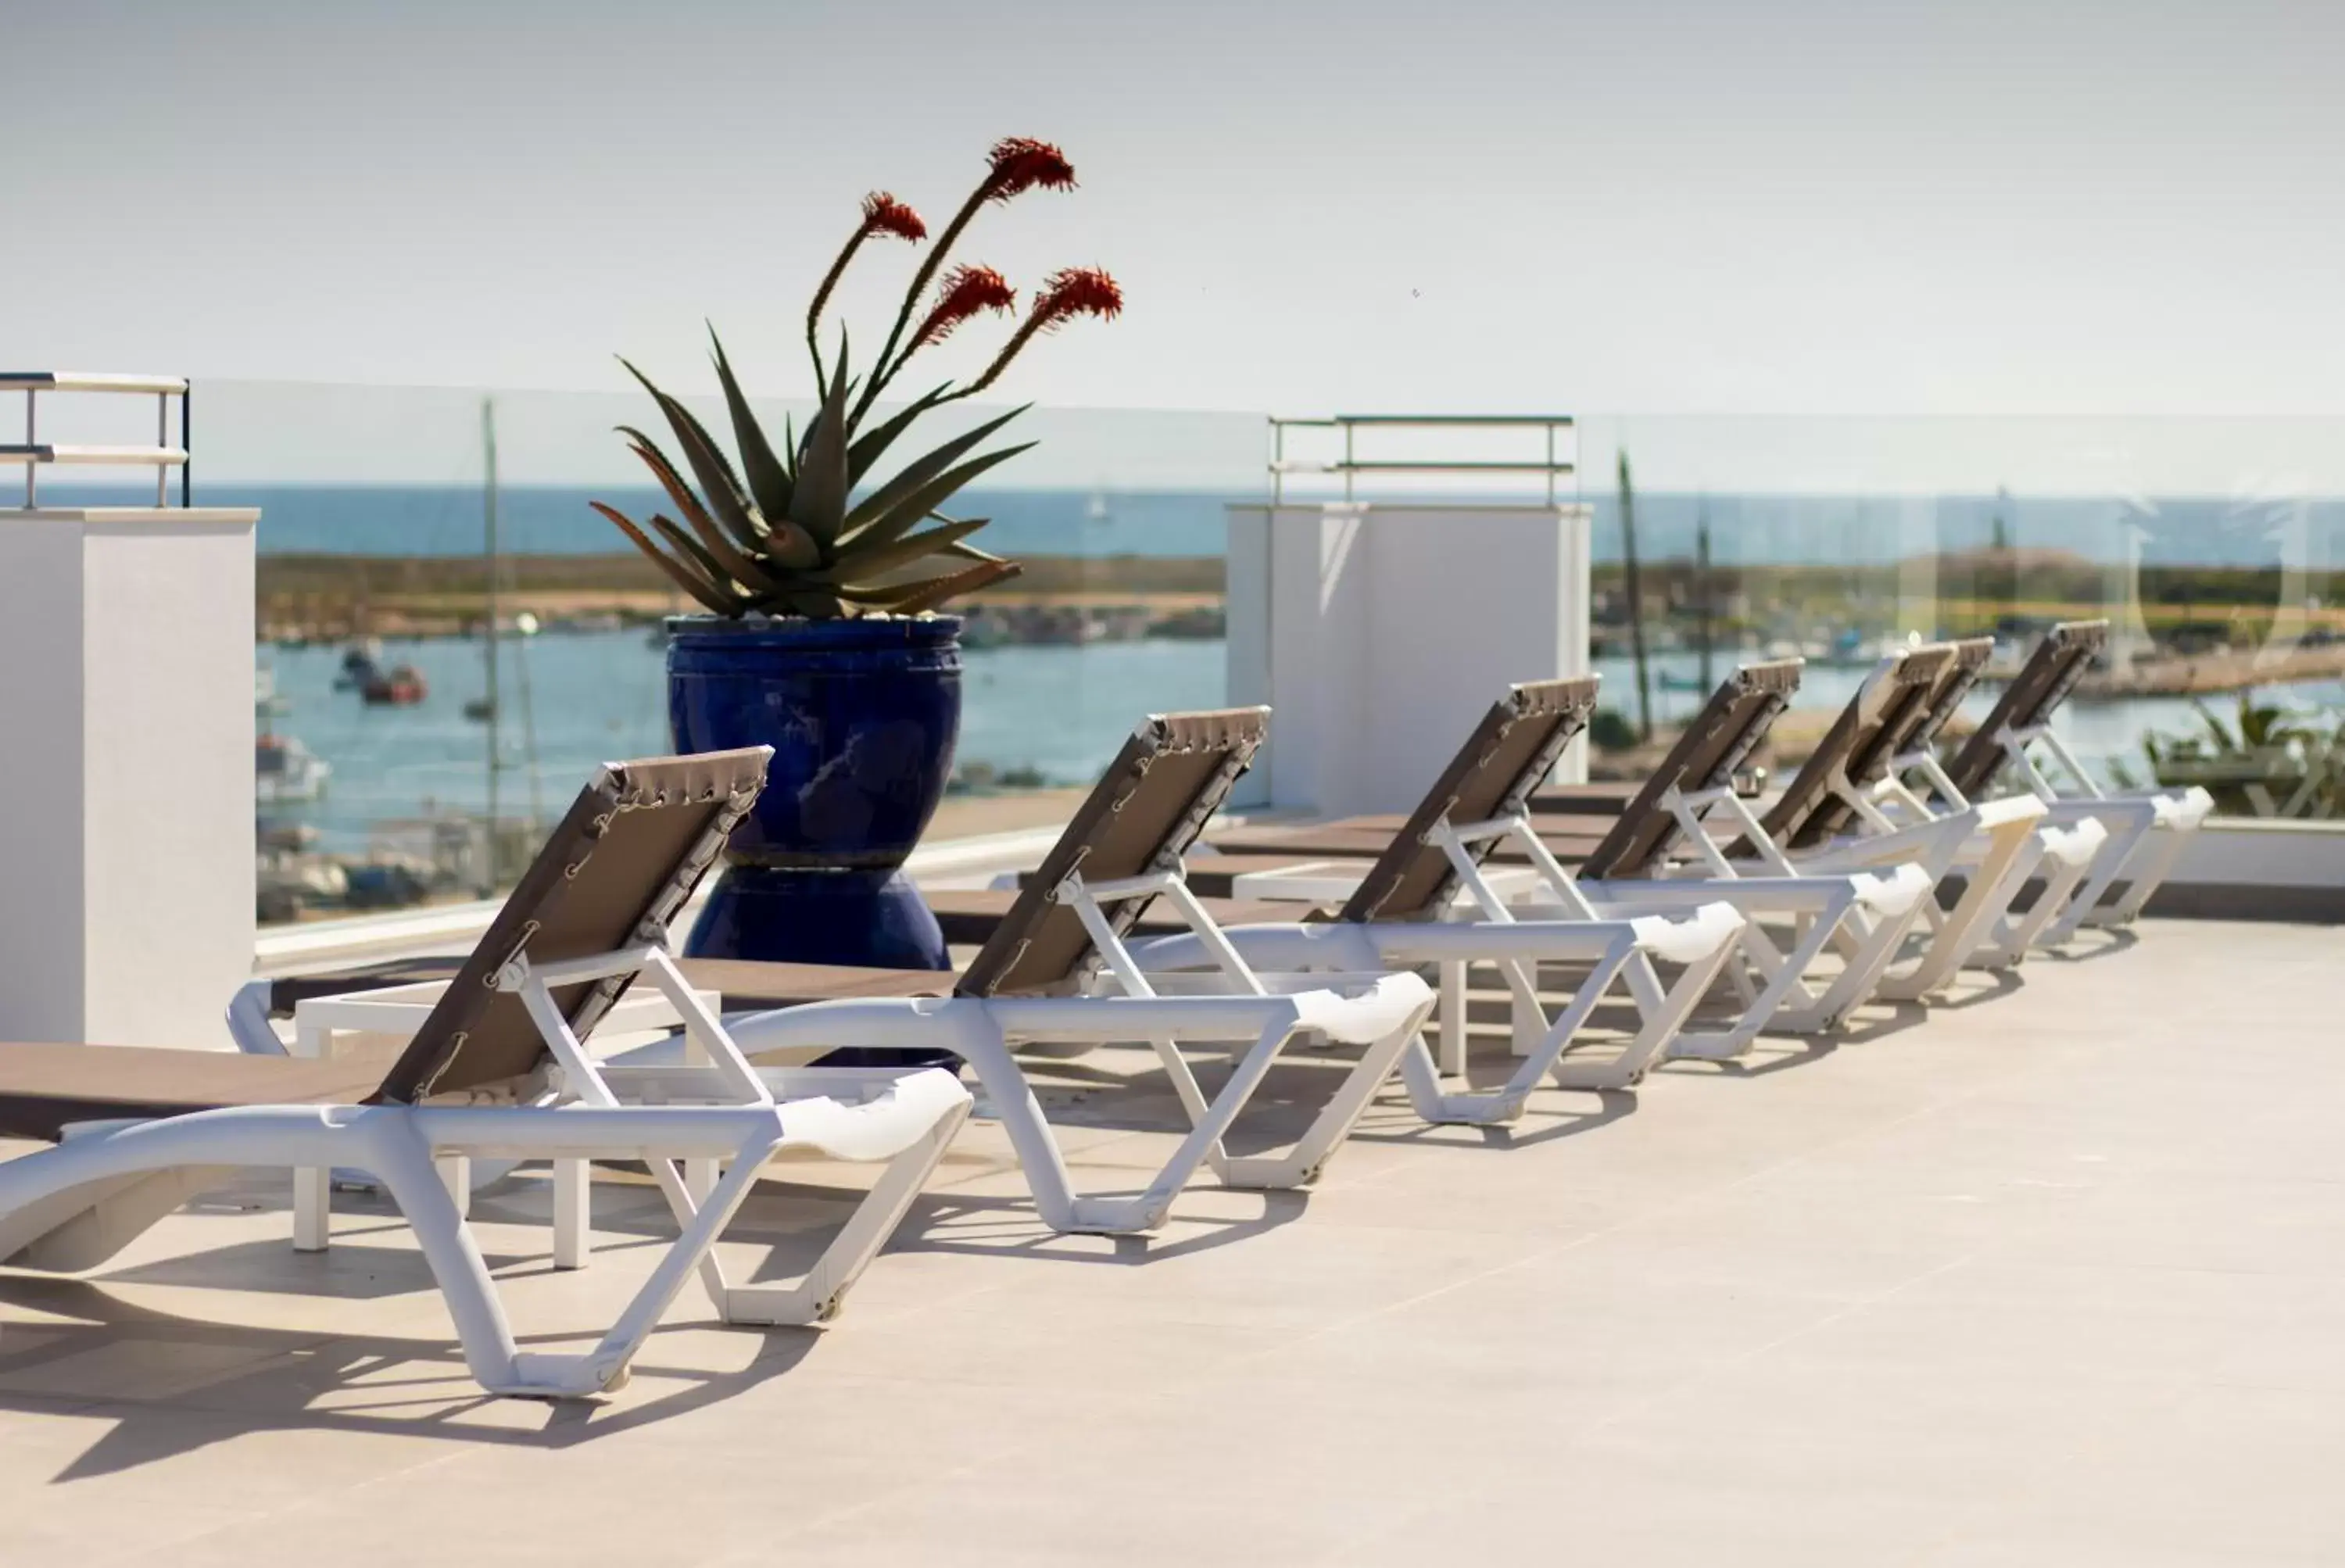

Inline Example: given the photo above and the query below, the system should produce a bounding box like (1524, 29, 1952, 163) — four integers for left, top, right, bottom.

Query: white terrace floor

(2, 917, 2341, 1566)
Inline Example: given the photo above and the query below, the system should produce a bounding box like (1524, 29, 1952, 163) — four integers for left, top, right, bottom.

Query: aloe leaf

(833, 443, 1035, 559)
(872, 558, 1024, 616)
(618, 359, 770, 555)
(845, 384, 952, 487)
(621, 435, 779, 585)
(921, 521, 1005, 564)
(618, 429, 718, 536)
(789, 340, 854, 545)
(818, 517, 993, 583)
(841, 405, 1028, 539)
(590, 502, 741, 614)
(709, 328, 795, 521)
(647, 512, 743, 596)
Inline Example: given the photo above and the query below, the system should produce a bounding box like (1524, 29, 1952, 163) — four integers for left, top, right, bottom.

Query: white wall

(1227, 503, 1591, 818)
(0, 507, 258, 1047)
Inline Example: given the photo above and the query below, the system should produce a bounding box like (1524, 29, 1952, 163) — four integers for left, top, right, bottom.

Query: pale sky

(12, 0, 2345, 425)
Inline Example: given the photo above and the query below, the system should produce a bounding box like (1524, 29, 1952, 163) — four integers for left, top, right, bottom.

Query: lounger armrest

(766, 1069, 972, 1163)
(2155, 786, 2215, 830)
(1590, 866, 1929, 920)
(1130, 921, 1379, 975)
(1277, 971, 1437, 1046)
(1629, 900, 1748, 967)
(1576, 877, 1842, 918)
(2041, 816, 2110, 866)
(724, 996, 965, 1058)
(1976, 795, 2053, 830)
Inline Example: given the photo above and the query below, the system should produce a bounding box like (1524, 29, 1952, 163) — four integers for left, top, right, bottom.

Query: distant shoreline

(258, 550, 1228, 644)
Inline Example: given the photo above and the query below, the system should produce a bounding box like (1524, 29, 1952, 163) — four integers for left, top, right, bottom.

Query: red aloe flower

(947, 267, 1122, 399)
(859, 191, 928, 243)
(912, 265, 1018, 350)
(980, 137, 1079, 203)
(1028, 267, 1123, 331)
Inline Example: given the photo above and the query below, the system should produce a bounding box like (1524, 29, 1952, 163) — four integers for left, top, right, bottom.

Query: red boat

(360, 662, 428, 706)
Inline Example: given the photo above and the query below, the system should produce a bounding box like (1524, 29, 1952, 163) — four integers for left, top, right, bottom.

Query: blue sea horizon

(45, 483, 2334, 568)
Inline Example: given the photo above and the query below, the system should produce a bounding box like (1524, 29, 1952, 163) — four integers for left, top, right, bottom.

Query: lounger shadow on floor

(0, 1274, 828, 1475)
(2039, 925, 2141, 963)
(1911, 967, 2027, 1011)
(883, 1186, 1312, 1265)
(1347, 1084, 1637, 1151)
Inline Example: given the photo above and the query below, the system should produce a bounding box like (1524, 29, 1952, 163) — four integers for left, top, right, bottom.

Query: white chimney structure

(0, 374, 258, 1047)
(1226, 416, 1593, 817)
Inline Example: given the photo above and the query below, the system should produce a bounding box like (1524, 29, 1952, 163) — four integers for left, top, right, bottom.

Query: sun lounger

(1930, 620, 2213, 937)
(1145, 668, 1931, 1064)
(701, 709, 1436, 1235)
(1087, 681, 1749, 1114)
(1512, 662, 1937, 1045)
(1218, 651, 1997, 1003)
(1716, 643, 2097, 996)
(1846, 636, 2108, 965)
(229, 713, 1430, 1238)
(0, 750, 973, 1399)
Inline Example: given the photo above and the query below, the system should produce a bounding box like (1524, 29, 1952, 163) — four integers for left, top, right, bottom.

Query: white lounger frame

(1132, 811, 1749, 1115)
(0, 944, 972, 1400)
(728, 868, 1435, 1236)
(1952, 716, 2214, 940)
(1570, 783, 1937, 1046)
(1201, 793, 1932, 1065)
(1868, 736, 2108, 965)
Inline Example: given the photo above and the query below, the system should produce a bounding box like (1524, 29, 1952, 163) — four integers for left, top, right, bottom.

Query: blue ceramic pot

(667, 615, 961, 973)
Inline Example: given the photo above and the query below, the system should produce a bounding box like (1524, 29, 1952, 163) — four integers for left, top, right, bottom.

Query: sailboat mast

(482, 396, 501, 893)
(1695, 497, 1714, 695)
(1617, 450, 1654, 743)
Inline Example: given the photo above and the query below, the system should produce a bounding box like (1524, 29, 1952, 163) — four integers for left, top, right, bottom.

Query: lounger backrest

(368, 749, 771, 1104)
(1942, 620, 2108, 800)
(1758, 643, 1957, 850)
(1578, 660, 1804, 881)
(955, 708, 1269, 997)
(1899, 636, 1996, 757)
(1337, 678, 1601, 924)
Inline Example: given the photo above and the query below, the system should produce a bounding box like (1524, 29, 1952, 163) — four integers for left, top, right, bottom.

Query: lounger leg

(1080, 1018, 1297, 1228)
(1562, 930, 1741, 1090)
(719, 1094, 975, 1326)
(1802, 893, 1925, 1027)
(1146, 1032, 1239, 1182)
(1233, 992, 1433, 1183)
(1399, 940, 1632, 1119)
(1691, 886, 1860, 1044)
(2097, 815, 2193, 924)
(225, 979, 286, 1056)
(507, 1122, 787, 1396)
(353, 1116, 536, 1393)
(292, 1167, 331, 1251)
(1503, 958, 1545, 1058)
(552, 1159, 589, 1269)
(1878, 814, 2039, 1001)
(1439, 960, 1467, 1076)
(291, 1018, 332, 1251)
(1982, 835, 2096, 963)
(954, 1029, 1091, 1234)
(679, 1013, 718, 1205)
(438, 1155, 471, 1215)
(2040, 801, 2156, 943)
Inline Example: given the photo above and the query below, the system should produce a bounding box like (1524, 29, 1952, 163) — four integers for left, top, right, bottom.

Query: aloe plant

(594, 140, 1122, 619)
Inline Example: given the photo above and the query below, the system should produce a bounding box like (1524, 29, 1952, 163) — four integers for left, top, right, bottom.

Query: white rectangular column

(1227, 503, 1592, 818)
(0, 507, 260, 1047)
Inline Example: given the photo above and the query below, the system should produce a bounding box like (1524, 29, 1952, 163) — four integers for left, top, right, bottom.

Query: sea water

(260, 625, 2324, 853)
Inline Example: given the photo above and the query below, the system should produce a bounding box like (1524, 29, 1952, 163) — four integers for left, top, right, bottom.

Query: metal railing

(1269, 413, 1577, 503)
(0, 372, 192, 508)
